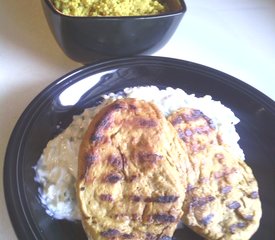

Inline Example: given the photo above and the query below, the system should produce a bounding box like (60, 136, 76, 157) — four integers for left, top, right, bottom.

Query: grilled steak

(77, 99, 190, 240)
(168, 108, 262, 240)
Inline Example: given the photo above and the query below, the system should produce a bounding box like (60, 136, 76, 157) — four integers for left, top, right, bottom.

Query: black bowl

(41, 0, 186, 63)
(4, 56, 275, 239)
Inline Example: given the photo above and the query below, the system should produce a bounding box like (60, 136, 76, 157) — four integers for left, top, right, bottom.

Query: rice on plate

(34, 86, 244, 221)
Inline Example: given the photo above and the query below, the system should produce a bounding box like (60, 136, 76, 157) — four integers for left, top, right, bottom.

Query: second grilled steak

(77, 98, 190, 240)
(168, 108, 262, 240)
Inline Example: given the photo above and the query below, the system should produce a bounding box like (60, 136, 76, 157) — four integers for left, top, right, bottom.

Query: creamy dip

(34, 86, 244, 221)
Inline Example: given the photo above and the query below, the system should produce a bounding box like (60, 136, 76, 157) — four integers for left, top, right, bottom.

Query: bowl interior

(45, 0, 186, 17)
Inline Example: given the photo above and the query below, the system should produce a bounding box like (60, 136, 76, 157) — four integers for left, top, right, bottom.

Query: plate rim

(4, 56, 275, 239)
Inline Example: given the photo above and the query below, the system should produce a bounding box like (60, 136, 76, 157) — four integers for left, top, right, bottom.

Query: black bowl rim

(4, 56, 275, 239)
(43, 0, 187, 19)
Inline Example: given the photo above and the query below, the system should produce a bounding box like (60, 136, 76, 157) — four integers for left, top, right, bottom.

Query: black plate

(4, 56, 275, 239)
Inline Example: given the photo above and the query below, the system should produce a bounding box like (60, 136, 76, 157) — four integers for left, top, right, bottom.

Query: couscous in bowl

(52, 0, 169, 17)
(41, 0, 186, 63)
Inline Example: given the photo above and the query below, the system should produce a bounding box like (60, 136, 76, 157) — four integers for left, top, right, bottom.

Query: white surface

(155, 0, 275, 100)
(0, 0, 274, 239)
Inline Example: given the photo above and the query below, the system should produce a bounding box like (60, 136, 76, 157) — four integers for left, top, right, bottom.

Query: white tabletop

(0, 0, 274, 239)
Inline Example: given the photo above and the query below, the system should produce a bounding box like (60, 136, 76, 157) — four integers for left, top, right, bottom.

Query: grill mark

(90, 110, 115, 143)
(131, 195, 141, 202)
(177, 128, 186, 141)
(214, 168, 236, 179)
(120, 150, 128, 181)
(185, 128, 193, 137)
(171, 115, 183, 125)
(241, 214, 254, 221)
(190, 196, 215, 208)
(249, 191, 259, 199)
(187, 184, 196, 192)
(193, 126, 211, 135)
(191, 109, 204, 118)
(220, 186, 232, 194)
(181, 114, 195, 122)
(227, 201, 241, 210)
(90, 134, 102, 143)
(108, 154, 122, 169)
(200, 213, 214, 226)
(145, 195, 179, 203)
(97, 113, 112, 130)
(85, 152, 97, 167)
(129, 104, 137, 110)
(178, 127, 198, 142)
(171, 109, 216, 138)
(138, 153, 162, 165)
(112, 102, 127, 110)
(152, 214, 176, 223)
(101, 229, 120, 238)
(138, 119, 157, 128)
(100, 194, 113, 202)
(154, 195, 179, 203)
(122, 233, 134, 239)
(172, 109, 210, 124)
(105, 173, 122, 183)
(203, 115, 216, 130)
(144, 197, 153, 202)
(229, 222, 247, 234)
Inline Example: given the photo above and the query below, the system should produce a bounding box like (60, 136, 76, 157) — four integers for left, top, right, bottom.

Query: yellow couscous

(52, 0, 168, 17)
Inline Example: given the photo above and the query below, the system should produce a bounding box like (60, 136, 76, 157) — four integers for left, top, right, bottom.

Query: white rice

(34, 86, 244, 221)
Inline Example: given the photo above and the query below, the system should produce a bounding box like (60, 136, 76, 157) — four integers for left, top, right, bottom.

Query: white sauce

(34, 86, 244, 221)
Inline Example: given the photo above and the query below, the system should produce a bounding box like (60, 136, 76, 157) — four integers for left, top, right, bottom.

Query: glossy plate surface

(4, 56, 275, 239)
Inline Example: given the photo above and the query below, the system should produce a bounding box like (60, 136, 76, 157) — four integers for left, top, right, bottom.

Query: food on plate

(168, 108, 262, 239)
(34, 98, 114, 220)
(34, 86, 261, 239)
(77, 98, 189, 239)
(52, 0, 168, 17)
(34, 86, 244, 221)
